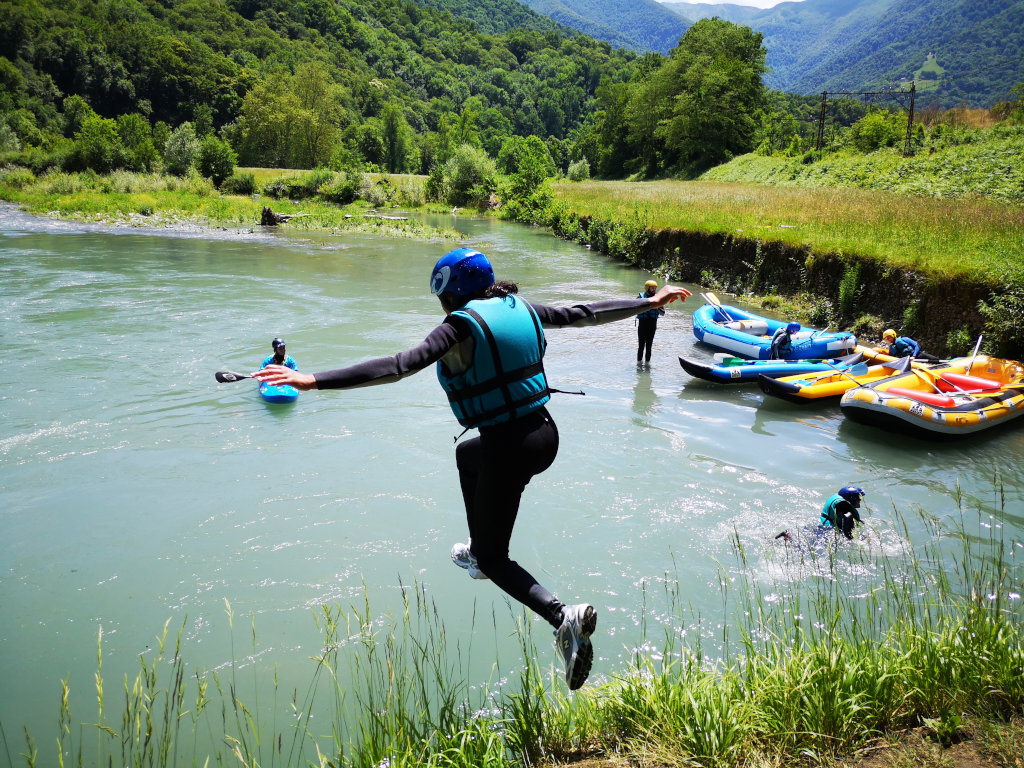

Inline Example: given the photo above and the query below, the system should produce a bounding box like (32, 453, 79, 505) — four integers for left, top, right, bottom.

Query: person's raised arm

(531, 285, 692, 328)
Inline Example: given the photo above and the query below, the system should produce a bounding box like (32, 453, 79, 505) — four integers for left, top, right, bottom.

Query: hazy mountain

(523, 0, 690, 53)
(660, 0, 1024, 106)
(661, 1, 762, 25)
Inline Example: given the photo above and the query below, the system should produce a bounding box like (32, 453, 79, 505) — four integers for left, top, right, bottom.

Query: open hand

(649, 285, 693, 309)
(251, 365, 318, 390)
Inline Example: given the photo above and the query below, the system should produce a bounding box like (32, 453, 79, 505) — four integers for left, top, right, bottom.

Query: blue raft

(259, 381, 299, 404)
(691, 303, 856, 360)
(679, 351, 868, 384)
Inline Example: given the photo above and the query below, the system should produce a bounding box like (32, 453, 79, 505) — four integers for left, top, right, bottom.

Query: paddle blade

(704, 291, 723, 307)
(215, 370, 252, 383)
(845, 363, 869, 377)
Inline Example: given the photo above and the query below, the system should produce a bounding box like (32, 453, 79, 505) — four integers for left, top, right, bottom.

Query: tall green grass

(550, 179, 1024, 283)
(3, 492, 1021, 767)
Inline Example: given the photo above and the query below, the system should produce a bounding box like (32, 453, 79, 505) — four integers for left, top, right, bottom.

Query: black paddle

(215, 370, 254, 383)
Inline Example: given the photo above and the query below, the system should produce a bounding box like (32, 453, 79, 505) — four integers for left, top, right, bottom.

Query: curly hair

(483, 280, 518, 299)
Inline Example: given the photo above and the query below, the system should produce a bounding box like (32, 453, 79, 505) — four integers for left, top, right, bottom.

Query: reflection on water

(1, 203, 1022, 750)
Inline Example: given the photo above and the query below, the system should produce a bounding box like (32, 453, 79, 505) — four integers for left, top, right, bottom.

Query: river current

(1, 203, 1021, 755)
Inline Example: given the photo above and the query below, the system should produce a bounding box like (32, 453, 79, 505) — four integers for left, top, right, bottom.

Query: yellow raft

(839, 356, 1024, 438)
(759, 357, 911, 402)
(758, 345, 934, 403)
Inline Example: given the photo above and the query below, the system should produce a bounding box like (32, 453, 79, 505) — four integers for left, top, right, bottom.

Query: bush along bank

(527, 194, 1021, 360)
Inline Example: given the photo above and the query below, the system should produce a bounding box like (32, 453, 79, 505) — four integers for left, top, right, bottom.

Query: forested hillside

(661, 0, 1024, 108)
(791, 0, 1024, 108)
(0, 0, 637, 171)
(408, 0, 563, 36)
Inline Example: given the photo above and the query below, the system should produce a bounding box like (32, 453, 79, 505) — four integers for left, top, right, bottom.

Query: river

(1, 203, 1021, 761)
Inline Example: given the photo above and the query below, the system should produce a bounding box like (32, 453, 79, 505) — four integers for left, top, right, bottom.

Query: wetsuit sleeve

(529, 298, 656, 328)
(312, 322, 463, 389)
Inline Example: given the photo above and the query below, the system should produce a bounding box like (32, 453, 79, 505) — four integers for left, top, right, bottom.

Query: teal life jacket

(636, 292, 661, 320)
(437, 295, 550, 428)
(820, 494, 845, 528)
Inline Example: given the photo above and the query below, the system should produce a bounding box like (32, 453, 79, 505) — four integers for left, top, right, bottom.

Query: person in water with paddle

(635, 279, 666, 366)
(877, 329, 940, 362)
(820, 485, 865, 540)
(261, 338, 297, 371)
(776, 485, 866, 544)
(252, 248, 692, 690)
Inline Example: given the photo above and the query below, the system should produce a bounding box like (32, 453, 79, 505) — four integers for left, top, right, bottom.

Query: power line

(814, 84, 917, 156)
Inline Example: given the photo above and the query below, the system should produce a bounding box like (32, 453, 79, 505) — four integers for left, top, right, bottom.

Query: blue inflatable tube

(680, 351, 866, 383)
(691, 303, 856, 360)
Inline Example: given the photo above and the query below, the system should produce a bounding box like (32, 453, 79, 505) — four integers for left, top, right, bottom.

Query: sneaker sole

(566, 606, 597, 691)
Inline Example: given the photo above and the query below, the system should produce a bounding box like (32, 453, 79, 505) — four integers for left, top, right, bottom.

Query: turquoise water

(1, 204, 1021, 758)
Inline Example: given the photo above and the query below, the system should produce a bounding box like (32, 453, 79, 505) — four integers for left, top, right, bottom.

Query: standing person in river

(635, 279, 666, 366)
(252, 248, 692, 690)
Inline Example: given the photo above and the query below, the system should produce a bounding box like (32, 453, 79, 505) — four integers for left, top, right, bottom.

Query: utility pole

(814, 86, 916, 158)
(904, 82, 916, 156)
(815, 91, 828, 154)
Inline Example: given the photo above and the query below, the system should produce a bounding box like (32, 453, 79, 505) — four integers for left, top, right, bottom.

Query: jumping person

(878, 329, 940, 362)
(261, 338, 297, 370)
(252, 247, 692, 690)
(770, 321, 801, 359)
(635, 279, 666, 365)
(820, 485, 865, 540)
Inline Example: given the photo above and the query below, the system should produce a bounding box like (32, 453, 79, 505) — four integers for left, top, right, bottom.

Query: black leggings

(455, 408, 565, 629)
(637, 318, 657, 361)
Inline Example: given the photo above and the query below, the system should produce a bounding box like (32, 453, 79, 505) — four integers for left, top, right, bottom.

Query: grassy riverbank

(4, 502, 1021, 768)
(548, 179, 1024, 284)
(0, 167, 456, 240)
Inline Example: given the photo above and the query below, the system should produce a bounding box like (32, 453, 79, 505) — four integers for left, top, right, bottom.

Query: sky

(658, 0, 805, 8)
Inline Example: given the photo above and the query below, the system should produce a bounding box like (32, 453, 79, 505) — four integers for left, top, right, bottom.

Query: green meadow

(549, 178, 1024, 284)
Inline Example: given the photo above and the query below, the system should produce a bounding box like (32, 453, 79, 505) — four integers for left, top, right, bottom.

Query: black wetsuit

(312, 296, 653, 628)
(769, 328, 793, 360)
(635, 293, 664, 363)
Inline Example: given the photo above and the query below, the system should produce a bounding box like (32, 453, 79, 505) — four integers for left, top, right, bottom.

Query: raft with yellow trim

(758, 352, 935, 403)
(839, 356, 1024, 438)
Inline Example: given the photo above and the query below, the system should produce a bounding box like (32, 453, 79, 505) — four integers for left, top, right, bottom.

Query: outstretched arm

(649, 284, 693, 309)
(251, 323, 461, 391)
(531, 285, 692, 328)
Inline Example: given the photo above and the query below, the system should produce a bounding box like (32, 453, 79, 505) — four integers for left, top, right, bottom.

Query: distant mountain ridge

(664, 0, 1024, 106)
(523, 0, 689, 54)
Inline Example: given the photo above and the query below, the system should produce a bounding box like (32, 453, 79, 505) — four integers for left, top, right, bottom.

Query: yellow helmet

(644, 280, 658, 290)
(883, 328, 897, 341)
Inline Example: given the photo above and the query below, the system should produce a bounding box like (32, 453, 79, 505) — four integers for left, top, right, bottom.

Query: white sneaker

(450, 542, 488, 580)
(554, 603, 597, 690)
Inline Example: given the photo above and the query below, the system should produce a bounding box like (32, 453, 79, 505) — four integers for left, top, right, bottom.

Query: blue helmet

(430, 248, 495, 298)
(839, 486, 864, 503)
(786, 321, 801, 334)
